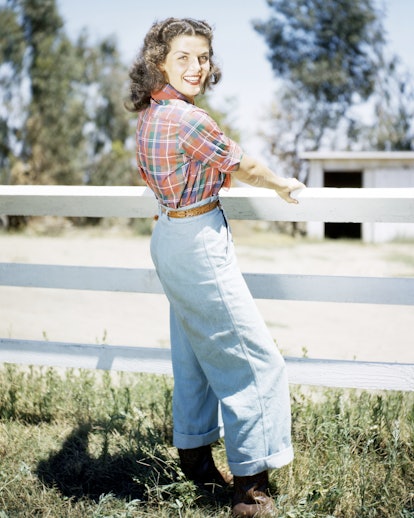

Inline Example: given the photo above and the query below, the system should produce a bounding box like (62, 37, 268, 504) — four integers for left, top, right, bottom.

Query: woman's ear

(158, 63, 168, 82)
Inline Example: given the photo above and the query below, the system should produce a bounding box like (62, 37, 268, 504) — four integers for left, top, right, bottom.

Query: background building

(301, 151, 414, 242)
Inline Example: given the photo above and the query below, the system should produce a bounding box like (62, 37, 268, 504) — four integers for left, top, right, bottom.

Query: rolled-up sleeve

(179, 108, 243, 172)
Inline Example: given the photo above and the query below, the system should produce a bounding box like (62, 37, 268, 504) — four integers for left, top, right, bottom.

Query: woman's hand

(273, 177, 306, 205)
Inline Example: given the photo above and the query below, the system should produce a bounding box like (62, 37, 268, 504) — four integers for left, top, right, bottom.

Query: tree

(254, 0, 384, 107)
(23, 0, 86, 183)
(0, 3, 26, 184)
(351, 56, 414, 151)
(0, 0, 135, 187)
(253, 0, 386, 177)
(74, 33, 136, 187)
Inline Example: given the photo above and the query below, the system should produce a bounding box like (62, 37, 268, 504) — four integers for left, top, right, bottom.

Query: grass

(0, 364, 413, 517)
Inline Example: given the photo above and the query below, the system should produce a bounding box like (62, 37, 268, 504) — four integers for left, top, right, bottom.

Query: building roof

(300, 151, 414, 162)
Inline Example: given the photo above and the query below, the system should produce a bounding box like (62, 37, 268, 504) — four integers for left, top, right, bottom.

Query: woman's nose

(188, 57, 201, 71)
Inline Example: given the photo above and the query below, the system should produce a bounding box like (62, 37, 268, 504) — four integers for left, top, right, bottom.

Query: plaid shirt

(136, 84, 243, 208)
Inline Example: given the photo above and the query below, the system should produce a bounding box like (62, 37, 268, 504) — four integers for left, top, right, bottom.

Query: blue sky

(56, 0, 414, 154)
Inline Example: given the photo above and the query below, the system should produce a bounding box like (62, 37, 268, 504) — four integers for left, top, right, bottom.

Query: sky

(55, 0, 414, 155)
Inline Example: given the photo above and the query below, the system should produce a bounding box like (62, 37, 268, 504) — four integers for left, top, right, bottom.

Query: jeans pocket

(203, 217, 232, 270)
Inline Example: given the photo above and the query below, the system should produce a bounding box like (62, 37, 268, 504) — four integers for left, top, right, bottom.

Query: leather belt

(161, 200, 219, 218)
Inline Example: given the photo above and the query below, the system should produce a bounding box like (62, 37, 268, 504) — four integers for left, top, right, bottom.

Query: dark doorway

(324, 171, 362, 239)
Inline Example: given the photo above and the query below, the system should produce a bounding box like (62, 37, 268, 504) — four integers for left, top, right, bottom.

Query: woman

(126, 18, 305, 517)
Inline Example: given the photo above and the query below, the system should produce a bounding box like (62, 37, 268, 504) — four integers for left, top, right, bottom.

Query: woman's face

(159, 35, 210, 101)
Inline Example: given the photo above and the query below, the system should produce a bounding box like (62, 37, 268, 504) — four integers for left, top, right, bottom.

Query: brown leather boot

(232, 471, 277, 517)
(178, 445, 232, 487)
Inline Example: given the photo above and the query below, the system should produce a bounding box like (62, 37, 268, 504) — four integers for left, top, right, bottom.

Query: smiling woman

(125, 17, 304, 517)
(125, 17, 221, 112)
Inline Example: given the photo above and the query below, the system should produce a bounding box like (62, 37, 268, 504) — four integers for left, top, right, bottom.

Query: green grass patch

(0, 364, 412, 517)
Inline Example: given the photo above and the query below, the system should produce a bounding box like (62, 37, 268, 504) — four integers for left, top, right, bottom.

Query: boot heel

(232, 470, 277, 517)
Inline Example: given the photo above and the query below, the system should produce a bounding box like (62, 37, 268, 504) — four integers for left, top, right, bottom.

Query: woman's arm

(233, 155, 305, 204)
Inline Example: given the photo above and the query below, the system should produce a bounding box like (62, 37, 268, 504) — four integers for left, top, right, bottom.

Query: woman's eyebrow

(173, 50, 209, 55)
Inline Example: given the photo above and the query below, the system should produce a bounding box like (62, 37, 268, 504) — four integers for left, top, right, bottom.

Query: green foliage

(76, 35, 137, 187)
(23, 8, 87, 185)
(0, 5, 25, 71)
(0, 0, 136, 188)
(254, 0, 384, 106)
(281, 389, 414, 517)
(0, 364, 413, 517)
(0, 4, 25, 183)
(253, 0, 414, 175)
(352, 56, 414, 151)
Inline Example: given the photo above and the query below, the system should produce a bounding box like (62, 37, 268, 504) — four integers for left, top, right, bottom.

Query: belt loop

(158, 204, 169, 220)
(154, 204, 161, 221)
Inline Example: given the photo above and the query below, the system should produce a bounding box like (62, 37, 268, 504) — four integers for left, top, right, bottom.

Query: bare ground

(1, 219, 413, 363)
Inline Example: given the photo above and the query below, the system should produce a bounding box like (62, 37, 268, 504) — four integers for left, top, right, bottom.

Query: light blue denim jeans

(150, 196, 293, 476)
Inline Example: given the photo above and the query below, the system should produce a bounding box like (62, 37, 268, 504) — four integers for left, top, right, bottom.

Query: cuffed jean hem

(173, 425, 223, 449)
(228, 445, 294, 477)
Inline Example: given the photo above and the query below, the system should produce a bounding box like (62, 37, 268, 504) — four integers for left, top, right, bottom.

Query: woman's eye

(199, 56, 209, 64)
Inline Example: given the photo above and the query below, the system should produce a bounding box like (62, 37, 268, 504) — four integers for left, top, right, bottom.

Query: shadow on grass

(36, 421, 175, 502)
(36, 421, 231, 512)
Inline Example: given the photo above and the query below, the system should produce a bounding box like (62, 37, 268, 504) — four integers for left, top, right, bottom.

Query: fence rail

(1, 185, 413, 391)
(1, 184, 414, 222)
(1, 263, 413, 305)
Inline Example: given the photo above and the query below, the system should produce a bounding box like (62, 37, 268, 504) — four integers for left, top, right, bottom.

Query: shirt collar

(151, 84, 194, 104)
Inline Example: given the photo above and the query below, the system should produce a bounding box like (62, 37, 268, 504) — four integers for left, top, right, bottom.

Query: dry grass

(0, 365, 413, 517)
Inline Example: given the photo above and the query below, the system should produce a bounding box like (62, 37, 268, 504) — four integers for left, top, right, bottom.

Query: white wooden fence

(1, 185, 413, 391)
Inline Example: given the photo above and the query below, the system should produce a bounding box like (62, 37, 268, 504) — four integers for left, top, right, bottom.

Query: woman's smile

(184, 75, 201, 85)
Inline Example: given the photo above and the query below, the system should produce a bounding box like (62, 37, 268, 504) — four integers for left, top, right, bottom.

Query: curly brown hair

(125, 18, 222, 112)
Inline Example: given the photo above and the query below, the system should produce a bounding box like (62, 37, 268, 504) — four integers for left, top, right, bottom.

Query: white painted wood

(1, 185, 413, 391)
(244, 273, 414, 305)
(1, 339, 412, 391)
(1, 185, 414, 223)
(222, 188, 414, 223)
(0, 185, 157, 218)
(285, 356, 414, 391)
(1, 263, 414, 305)
(0, 339, 172, 375)
(0, 263, 164, 294)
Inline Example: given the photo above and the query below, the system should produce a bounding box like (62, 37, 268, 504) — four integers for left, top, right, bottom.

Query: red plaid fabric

(135, 84, 243, 208)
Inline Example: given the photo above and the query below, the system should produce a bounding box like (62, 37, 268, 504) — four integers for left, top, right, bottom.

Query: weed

(0, 366, 412, 517)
